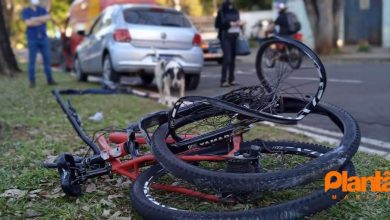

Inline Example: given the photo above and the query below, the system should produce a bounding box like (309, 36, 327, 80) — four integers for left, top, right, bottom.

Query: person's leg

(39, 39, 55, 83)
(27, 40, 38, 85)
(221, 35, 232, 86)
(228, 35, 238, 84)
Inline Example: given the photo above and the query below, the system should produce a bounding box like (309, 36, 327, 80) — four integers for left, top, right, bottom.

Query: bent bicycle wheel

(151, 99, 360, 193)
(169, 37, 326, 145)
(132, 142, 355, 220)
(256, 36, 327, 120)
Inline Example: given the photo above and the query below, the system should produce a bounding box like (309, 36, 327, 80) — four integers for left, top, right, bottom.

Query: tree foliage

(11, 0, 70, 47)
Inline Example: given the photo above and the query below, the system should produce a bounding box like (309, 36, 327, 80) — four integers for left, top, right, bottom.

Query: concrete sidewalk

(324, 46, 390, 63)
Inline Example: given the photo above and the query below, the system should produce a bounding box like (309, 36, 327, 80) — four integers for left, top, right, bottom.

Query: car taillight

(113, 29, 131, 42)
(193, 34, 202, 47)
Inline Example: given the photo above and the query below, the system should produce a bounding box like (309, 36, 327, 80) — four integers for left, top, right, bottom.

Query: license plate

(160, 55, 175, 61)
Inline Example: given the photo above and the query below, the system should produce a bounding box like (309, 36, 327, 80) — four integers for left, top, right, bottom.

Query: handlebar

(52, 90, 101, 155)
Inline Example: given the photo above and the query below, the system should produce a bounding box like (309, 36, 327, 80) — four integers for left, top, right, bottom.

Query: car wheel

(140, 74, 155, 85)
(185, 74, 200, 91)
(74, 57, 88, 82)
(103, 54, 120, 83)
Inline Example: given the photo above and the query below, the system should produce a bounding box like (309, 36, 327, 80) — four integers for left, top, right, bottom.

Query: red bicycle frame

(50, 89, 245, 202)
(97, 132, 243, 202)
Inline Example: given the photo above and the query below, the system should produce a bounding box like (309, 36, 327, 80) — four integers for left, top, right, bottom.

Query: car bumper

(110, 43, 204, 74)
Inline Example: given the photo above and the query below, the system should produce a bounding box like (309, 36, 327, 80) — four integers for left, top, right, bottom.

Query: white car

(74, 4, 204, 90)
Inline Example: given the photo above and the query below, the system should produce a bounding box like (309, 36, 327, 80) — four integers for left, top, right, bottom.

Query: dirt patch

(0, 123, 33, 141)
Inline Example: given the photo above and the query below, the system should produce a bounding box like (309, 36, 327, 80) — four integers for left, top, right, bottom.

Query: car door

(80, 16, 103, 72)
(88, 8, 114, 74)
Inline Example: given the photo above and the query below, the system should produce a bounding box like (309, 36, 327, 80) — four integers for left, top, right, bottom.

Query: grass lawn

(0, 69, 389, 219)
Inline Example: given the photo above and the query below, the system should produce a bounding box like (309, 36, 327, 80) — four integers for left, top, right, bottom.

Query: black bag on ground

(236, 35, 251, 56)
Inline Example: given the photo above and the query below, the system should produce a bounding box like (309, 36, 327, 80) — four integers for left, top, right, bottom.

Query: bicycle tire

(131, 142, 355, 220)
(151, 101, 360, 192)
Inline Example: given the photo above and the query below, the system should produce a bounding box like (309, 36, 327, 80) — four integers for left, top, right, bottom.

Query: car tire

(74, 57, 88, 82)
(185, 74, 200, 91)
(140, 74, 155, 85)
(103, 54, 120, 83)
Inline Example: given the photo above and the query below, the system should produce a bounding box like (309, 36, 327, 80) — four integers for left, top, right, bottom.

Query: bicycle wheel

(167, 37, 326, 144)
(151, 100, 360, 193)
(256, 36, 326, 120)
(132, 142, 355, 220)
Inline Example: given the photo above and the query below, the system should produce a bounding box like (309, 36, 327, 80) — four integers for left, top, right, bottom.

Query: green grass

(0, 69, 389, 219)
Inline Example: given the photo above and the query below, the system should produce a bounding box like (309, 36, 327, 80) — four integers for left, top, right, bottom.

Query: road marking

(236, 70, 255, 75)
(261, 121, 390, 159)
(296, 124, 390, 150)
(289, 76, 362, 84)
(201, 75, 219, 78)
(275, 125, 389, 158)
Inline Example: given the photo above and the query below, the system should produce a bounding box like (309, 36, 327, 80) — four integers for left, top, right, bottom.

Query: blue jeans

(27, 38, 53, 82)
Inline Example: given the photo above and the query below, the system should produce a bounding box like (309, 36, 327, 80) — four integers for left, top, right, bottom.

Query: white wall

(239, 10, 274, 38)
(285, 0, 314, 48)
(383, 0, 390, 47)
(239, 3, 314, 48)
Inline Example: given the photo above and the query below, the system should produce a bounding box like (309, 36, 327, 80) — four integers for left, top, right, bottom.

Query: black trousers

(220, 33, 238, 83)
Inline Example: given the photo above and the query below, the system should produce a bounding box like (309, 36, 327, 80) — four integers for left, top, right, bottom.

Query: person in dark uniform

(275, 3, 290, 36)
(215, 0, 242, 88)
(22, 0, 57, 88)
(274, 3, 301, 37)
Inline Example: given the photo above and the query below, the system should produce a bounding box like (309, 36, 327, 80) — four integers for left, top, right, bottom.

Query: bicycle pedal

(56, 154, 82, 197)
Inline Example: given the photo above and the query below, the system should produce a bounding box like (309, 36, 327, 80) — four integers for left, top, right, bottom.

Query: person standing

(215, 0, 242, 88)
(22, 0, 57, 88)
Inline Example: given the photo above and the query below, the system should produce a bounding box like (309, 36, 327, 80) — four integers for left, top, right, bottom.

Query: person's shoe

(48, 80, 59, 86)
(29, 81, 36, 88)
(220, 82, 230, 88)
(229, 81, 239, 86)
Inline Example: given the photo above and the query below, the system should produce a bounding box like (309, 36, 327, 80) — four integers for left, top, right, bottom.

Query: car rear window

(123, 8, 192, 28)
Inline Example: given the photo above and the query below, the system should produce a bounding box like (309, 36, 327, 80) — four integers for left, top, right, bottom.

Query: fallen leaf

(25, 209, 42, 218)
(51, 187, 62, 194)
(29, 189, 43, 194)
(100, 199, 114, 207)
(108, 194, 124, 200)
(85, 183, 97, 193)
(44, 155, 57, 164)
(102, 209, 110, 217)
(121, 180, 132, 188)
(82, 206, 90, 212)
(109, 211, 122, 219)
(0, 189, 28, 199)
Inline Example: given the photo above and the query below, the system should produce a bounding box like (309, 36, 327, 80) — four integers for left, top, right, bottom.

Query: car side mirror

(77, 30, 86, 36)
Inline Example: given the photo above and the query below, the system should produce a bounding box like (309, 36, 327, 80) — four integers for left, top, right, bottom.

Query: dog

(154, 55, 185, 107)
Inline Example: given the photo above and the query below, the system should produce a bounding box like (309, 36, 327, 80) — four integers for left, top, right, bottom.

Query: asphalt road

(186, 59, 390, 156)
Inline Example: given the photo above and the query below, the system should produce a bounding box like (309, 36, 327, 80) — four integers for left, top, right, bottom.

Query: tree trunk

(3, 0, 13, 35)
(304, 0, 338, 54)
(0, 0, 20, 76)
